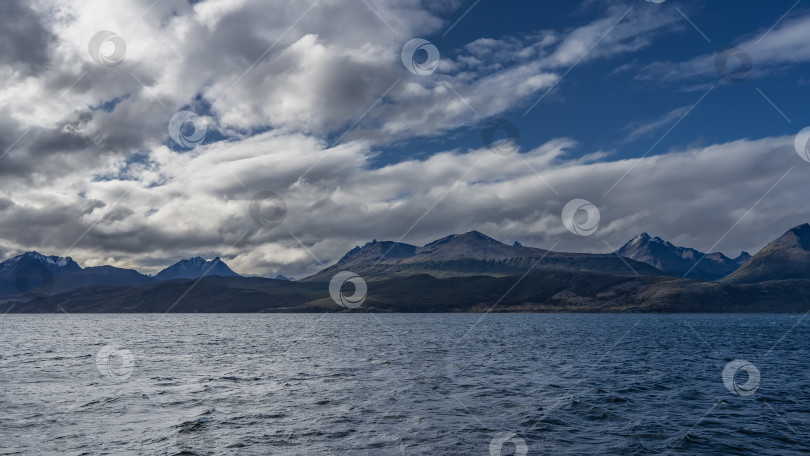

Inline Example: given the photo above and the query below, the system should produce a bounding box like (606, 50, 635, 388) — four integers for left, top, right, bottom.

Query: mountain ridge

(155, 256, 241, 281)
(305, 230, 663, 281)
(2, 223, 810, 312)
(616, 233, 749, 281)
(722, 223, 810, 284)
(0, 252, 82, 297)
(0, 224, 808, 304)
(0, 253, 246, 298)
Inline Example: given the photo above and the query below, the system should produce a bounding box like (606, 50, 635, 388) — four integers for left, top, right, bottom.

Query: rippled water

(1, 314, 809, 455)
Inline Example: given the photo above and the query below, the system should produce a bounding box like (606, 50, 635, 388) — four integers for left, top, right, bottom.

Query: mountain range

(2, 224, 810, 312)
(3, 254, 244, 298)
(306, 230, 662, 281)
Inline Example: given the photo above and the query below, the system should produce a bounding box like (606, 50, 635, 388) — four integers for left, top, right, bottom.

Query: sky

(1, 0, 810, 278)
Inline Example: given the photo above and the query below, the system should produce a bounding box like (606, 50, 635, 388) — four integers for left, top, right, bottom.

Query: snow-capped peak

(0, 251, 81, 275)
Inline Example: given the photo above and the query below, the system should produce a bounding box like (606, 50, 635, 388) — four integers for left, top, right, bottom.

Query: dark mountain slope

(722, 224, 810, 283)
(155, 257, 241, 281)
(6, 271, 809, 313)
(55, 266, 155, 292)
(616, 233, 746, 281)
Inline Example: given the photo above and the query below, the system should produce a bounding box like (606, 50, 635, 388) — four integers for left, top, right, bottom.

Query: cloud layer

(0, 0, 808, 278)
(1, 129, 805, 278)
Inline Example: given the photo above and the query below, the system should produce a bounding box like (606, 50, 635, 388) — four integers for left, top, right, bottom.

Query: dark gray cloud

(0, 0, 54, 75)
(16, 132, 797, 279)
(0, 0, 806, 280)
(28, 111, 96, 157)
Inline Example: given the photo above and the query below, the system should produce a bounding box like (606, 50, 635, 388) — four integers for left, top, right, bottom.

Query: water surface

(1, 314, 808, 455)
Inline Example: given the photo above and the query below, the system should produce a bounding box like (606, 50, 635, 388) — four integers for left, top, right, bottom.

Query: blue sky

(1, 0, 809, 277)
(375, 0, 810, 167)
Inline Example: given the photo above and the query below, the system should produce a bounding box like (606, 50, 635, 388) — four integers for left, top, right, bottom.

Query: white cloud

(4, 0, 789, 279)
(619, 105, 690, 143)
(0, 129, 805, 279)
(638, 11, 810, 83)
(0, 0, 688, 156)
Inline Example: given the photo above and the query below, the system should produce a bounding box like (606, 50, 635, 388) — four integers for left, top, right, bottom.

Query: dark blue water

(0, 314, 808, 455)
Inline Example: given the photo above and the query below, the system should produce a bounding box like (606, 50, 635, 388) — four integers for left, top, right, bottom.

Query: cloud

(637, 11, 810, 83)
(544, 3, 679, 68)
(2, 0, 787, 280)
(0, 129, 804, 279)
(619, 105, 690, 143)
(0, 0, 54, 76)
(0, 0, 686, 170)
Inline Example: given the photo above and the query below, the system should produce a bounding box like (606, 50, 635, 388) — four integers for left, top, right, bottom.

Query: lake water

(0, 314, 808, 455)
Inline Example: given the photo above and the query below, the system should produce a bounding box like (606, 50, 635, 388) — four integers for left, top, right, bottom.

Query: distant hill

(7, 270, 810, 314)
(305, 231, 663, 281)
(722, 224, 810, 284)
(616, 233, 749, 281)
(77, 265, 153, 282)
(58, 266, 155, 291)
(155, 257, 241, 281)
